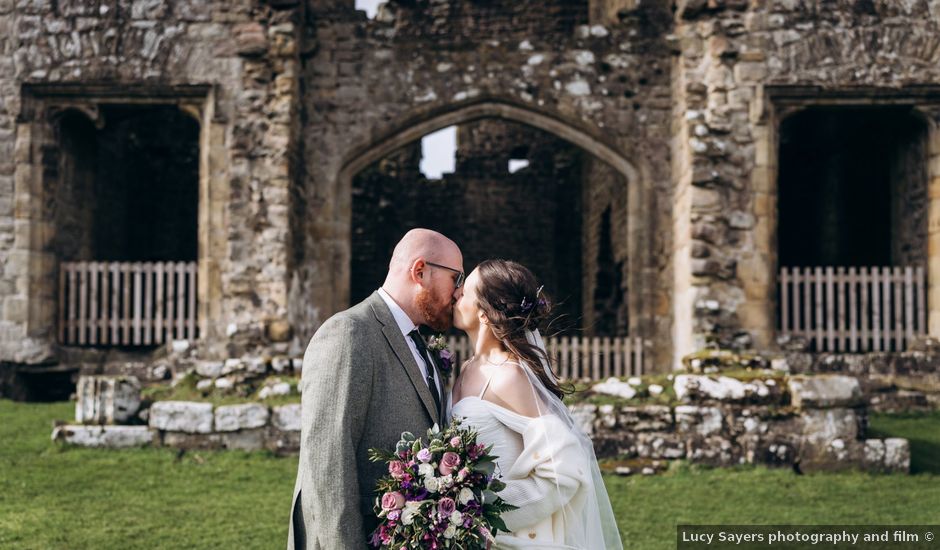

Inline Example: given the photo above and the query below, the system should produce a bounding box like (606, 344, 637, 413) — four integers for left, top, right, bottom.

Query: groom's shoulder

(311, 295, 381, 338)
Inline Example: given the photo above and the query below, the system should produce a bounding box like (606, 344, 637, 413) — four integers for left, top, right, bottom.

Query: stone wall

(670, 0, 940, 367)
(296, 0, 675, 367)
(54, 369, 918, 474)
(1, 0, 304, 365)
(575, 372, 911, 473)
(5, 0, 940, 385)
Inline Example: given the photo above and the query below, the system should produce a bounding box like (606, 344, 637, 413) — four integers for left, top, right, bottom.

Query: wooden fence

(59, 261, 198, 346)
(444, 335, 649, 380)
(778, 266, 926, 352)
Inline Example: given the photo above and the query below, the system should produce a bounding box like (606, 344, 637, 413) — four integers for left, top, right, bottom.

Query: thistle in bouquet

(368, 419, 517, 549)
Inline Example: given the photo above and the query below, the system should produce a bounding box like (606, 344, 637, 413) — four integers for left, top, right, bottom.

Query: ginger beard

(416, 286, 454, 332)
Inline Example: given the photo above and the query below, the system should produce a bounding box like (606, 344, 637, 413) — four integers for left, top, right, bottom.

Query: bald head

(382, 228, 463, 330)
(388, 228, 461, 274)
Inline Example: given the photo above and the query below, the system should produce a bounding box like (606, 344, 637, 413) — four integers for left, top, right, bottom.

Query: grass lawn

(1, 400, 939, 549)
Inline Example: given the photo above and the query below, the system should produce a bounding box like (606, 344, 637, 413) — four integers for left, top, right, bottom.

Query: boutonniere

(426, 334, 454, 382)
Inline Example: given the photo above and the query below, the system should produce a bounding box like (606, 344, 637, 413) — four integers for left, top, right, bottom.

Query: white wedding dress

(450, 357, 622, 550)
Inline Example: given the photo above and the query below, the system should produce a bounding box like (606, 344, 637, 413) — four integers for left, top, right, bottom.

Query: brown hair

(475, 259, 571, 399)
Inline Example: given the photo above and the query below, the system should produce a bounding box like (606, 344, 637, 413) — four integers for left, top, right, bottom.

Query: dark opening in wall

(592, 207, 626, 336)
(351, 118, 588, 333)
(57, 105, 199, 263)
(777, 107, 928, 268)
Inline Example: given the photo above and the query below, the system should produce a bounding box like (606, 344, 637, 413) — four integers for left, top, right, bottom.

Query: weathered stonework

(3, 0, 940, 385)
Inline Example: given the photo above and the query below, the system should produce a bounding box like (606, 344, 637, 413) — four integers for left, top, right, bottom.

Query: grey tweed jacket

(287, 291, 443, 549)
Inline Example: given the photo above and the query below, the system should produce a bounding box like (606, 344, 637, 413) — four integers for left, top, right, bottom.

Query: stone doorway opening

(776, 107, 929, 352)
(350, 117, 629, 338)
(54, 105, 200, 348)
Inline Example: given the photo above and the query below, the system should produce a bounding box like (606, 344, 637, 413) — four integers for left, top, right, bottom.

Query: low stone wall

(779, 346, 940, 414)
(574, 373, 910, 474)
(53, 370, 917, 474)
(53, 401, 301, 454)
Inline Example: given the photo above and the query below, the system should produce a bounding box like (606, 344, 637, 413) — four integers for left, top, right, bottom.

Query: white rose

(418, 463, 434, 478)
(401, 502, 421, 525)
(458, 487, 474, 505)
(424, 476, 440, 493)
(449, 510, 463, 525)
(444, 524, 457, 539)
(439, 474, 454, 488)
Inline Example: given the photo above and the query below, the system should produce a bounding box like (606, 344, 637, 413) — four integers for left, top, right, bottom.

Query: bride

(449, 259, 623, 550)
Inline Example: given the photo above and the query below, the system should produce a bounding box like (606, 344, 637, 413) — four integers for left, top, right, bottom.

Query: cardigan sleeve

(495, 414, 591, 532)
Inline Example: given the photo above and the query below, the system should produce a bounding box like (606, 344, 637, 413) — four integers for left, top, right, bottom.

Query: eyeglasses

(425, 261, 465, 289)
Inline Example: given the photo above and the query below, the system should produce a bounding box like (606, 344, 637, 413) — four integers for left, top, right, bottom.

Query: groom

(288, 228, 464, 549)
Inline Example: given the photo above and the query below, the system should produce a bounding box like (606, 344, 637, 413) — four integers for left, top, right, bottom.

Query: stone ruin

(53, 342, 940, 473)
(1, 0, 939, 473)
(4, 0, 940, 395)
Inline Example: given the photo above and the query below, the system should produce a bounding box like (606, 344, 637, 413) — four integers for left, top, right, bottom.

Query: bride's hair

(475, 259, 571, 399)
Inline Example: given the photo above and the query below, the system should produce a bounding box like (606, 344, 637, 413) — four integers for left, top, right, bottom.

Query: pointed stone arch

(321, 97, 651, 338)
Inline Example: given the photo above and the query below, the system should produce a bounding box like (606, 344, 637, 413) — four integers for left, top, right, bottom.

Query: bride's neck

(469, 324, 506, 361)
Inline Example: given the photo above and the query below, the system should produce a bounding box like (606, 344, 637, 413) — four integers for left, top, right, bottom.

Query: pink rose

(387, 510, 401, 521)
(417, 448, 433, 463)
(388, 460, 406, 479)
(381, 491, 405, 511)
(449, 436, 462, 448)
(438, 497, 456, 517)
(439, 451, 461, 475)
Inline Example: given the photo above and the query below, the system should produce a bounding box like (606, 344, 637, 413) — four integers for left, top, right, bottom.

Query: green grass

(868, 409, 940, 474)
(1, 399, 939, 549)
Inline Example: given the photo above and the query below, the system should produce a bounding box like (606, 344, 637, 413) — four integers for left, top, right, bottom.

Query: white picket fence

(59, 261, 198, 346)
(444, 335, 649, 380)
(778, 265, 926, 352)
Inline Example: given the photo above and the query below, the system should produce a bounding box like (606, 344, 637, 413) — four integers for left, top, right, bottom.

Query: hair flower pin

(520, 285, 546, 313)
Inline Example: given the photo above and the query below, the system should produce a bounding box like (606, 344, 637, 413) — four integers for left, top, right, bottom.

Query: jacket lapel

(369, 292, 441, 426)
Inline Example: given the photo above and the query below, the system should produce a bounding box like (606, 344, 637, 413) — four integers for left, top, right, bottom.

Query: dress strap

(478, 361, 523, 399)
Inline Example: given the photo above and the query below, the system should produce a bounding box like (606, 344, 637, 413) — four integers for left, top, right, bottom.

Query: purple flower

(438, 497, 456, 517)
(417, 448, 433, 463)
(439, 350, 453, 373)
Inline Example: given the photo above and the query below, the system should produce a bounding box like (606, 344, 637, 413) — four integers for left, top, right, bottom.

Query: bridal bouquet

(368, 420, 516, 548)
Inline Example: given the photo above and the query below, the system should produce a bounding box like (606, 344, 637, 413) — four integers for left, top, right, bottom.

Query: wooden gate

(778, 266, 926, 352)
(444, 335, 649, 380)
(59, 261, 198, 346)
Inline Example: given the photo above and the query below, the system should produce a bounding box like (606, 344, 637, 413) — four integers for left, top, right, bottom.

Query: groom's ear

(410, 259, 426, 284)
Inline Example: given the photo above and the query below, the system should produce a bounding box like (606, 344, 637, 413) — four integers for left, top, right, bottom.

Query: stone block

(149, 401, 214, 433)
(788, 375, 862, 409)
(272, 403, 301, 431)
(591, 378, 636, 400)
(686, 435, 739, 466)
(884, 438, 910, 472)
(568, 404, 597, 436)
(266, 426, 301, 454)
(75, 375, 141, 424)
(618, 405, 673, 432)
(800, 408, 859, 446)
(634, 432, 685, 459)
(52, 425, 153, 448)
(220, 428, 266, 451)
(214, 403, 269, 432)
(195, 361, 224, 378)
(162, 431, 224, 450)
(675, 405, 724, 436)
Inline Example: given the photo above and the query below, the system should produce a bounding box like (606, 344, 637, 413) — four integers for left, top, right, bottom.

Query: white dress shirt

(377, 287, 443, 398)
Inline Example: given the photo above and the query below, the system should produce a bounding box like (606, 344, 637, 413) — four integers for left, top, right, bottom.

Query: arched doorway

(336, 100, 651, 376)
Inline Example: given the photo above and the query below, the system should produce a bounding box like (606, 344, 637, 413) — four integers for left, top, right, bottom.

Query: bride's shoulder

(482, 359, 540, 417)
